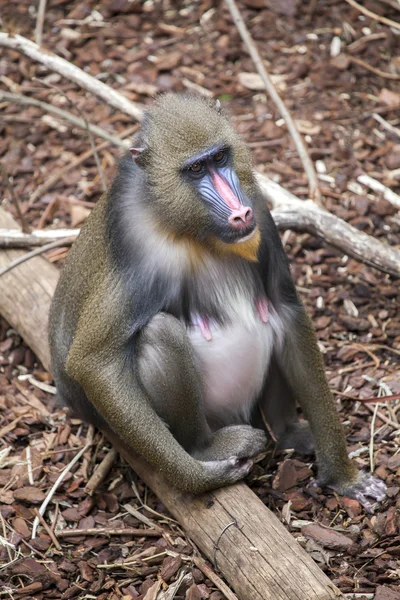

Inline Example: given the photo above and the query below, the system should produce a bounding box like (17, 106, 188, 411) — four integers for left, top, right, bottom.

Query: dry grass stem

(343, 0, 400, 32)
(224, 0, 321, 203)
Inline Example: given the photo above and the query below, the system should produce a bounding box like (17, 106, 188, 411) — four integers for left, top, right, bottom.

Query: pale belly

(187, 309, 284, 426)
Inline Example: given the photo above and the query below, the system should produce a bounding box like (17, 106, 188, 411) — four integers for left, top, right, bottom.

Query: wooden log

(0, 205, 343, 600)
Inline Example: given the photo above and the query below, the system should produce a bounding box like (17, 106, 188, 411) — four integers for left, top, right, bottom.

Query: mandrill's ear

(215, 99, 222, 113)
(129, 147, 149, 168)
(130, 147, 144, 161)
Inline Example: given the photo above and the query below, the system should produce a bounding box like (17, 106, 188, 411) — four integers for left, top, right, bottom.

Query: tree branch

(0, 33, 144, 121)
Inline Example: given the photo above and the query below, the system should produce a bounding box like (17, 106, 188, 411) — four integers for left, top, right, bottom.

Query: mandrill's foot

(328, 472, 387, 513)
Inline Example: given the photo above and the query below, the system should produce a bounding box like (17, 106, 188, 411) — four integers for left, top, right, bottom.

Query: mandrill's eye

(213, 151, 224, 163)
(190, 161, 203, 173)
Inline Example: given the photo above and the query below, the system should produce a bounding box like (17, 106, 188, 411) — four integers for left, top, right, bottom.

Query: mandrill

(49, 93, 386, 510)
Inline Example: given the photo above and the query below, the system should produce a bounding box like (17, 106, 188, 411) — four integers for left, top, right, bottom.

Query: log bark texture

(0, 205, 343, 600)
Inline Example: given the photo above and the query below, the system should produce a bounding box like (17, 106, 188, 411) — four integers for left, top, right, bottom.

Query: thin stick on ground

(348, 55, 400, 81)
(0, 237, 75, 278)
(373, 113, 400, 141)
(34, 509, 62, 550)
(0, 91, 129, 149)
(343, 0, 400, 32)
(57, 527, 161, 538)
(85, 447, 118, 495)
(0, 165, 30, 233)
(369, 403, 379, 472)
(193, 556, 239, 600)
(357, 174, 400, 209)
(365, 404, 399, 430)
(31, 443, 91, 539)
(0, 33, 144, 121)
(37, 79, 106, 191)
(35, 0, 48, 45)
(28, 124, 138, 206)
(224, 0, 321, 204)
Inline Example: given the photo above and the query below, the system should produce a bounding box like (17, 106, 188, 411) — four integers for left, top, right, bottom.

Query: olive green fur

(49, 93, 383, 504)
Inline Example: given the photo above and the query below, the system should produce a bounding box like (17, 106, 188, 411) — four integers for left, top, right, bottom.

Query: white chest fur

(187, 293, 285, 427)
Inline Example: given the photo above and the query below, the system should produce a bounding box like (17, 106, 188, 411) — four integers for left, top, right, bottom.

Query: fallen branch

(0, 33, 144, 121)
(0, 206, 342, 599)
(32, 442, 91, 539)
(224, 0, 320, 203)
(0, 91, 130, 149)
(257, 175, 400, 278)
(343, 0, 400, 31)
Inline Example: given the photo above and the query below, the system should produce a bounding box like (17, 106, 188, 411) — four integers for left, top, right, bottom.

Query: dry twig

(193, 556, 239, 600)
(0, 91, 129, 149)
(0, 33, 144, 120)
(37, 79, 107, 191)
(35, 0, 48, 45)
(357, 174, 400, 209)
(348, 55, 400, 80)
(224, 0, 321, 203)
(343, 0, 400, 31)
(0, 228, 79, 248)
(0, 237, 75, 278)
(347, 32, 387, 52)
(34, 508, 62, 550)
(372, 113, 400, 142)
(28, 124, 137, 205)
(0, 164, 30, 233)
(57, 526, 160, 538)
(32, 442, 91, 539)
(85, 447, 118, 495)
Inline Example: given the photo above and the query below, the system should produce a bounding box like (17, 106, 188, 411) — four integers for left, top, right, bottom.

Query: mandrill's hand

(328, 472, 387, 513)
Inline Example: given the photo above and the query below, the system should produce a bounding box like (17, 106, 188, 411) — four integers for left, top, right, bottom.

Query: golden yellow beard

(209, 228, 261, 262)
(162, 228, 261, 268)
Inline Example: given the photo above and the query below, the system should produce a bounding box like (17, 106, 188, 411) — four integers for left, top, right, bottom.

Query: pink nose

(228, 206, 253, 229)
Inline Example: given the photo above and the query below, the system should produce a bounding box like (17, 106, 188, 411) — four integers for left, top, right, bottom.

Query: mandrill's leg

(255, 357, 314, 455)
(136, 313, 267, 462)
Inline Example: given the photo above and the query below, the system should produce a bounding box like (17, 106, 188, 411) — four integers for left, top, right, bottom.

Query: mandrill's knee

(138, 313, 187, 351)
